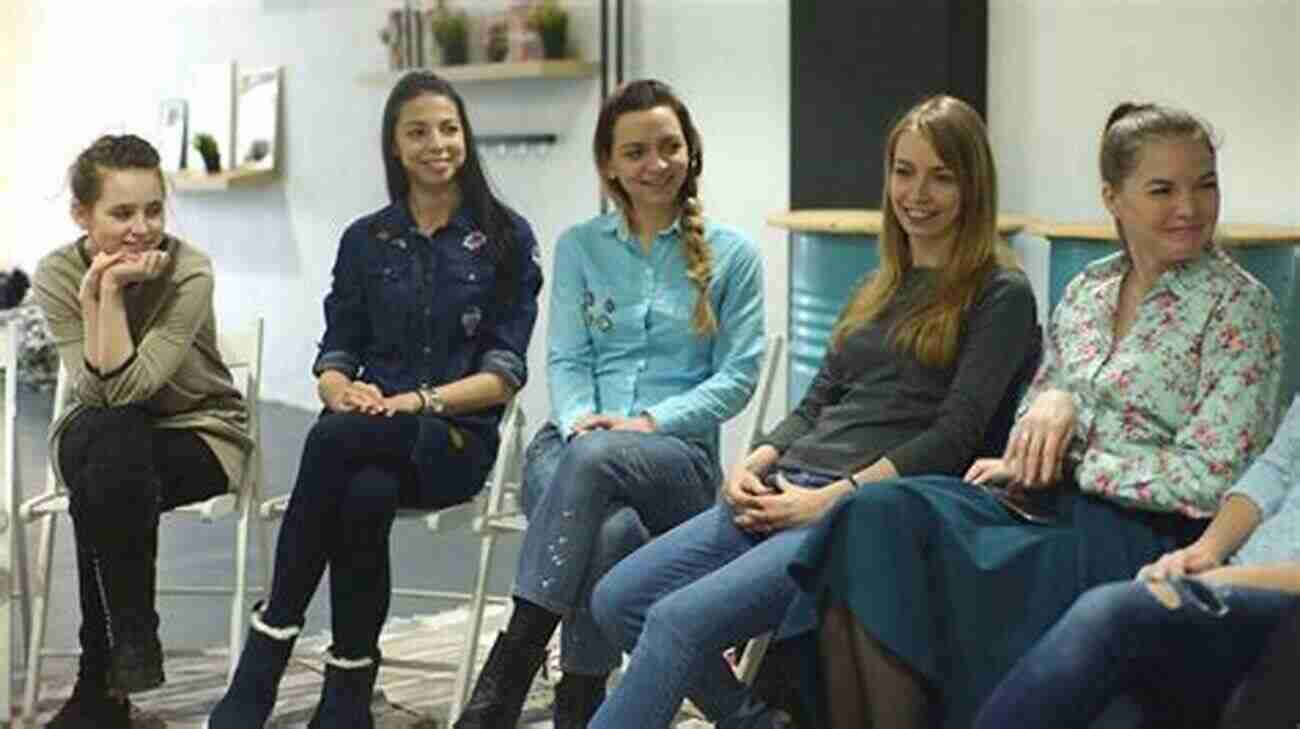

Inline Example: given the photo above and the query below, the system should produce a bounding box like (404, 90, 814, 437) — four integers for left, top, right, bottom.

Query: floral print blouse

(1020, 246, 1282, 518)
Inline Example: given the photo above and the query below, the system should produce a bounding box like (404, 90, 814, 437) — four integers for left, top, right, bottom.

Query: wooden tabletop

(767, 209, 1033, 235)
(1027, 221, 1300, 248)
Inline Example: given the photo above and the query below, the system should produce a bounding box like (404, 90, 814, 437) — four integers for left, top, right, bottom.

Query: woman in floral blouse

(787, 102, 1282, 729)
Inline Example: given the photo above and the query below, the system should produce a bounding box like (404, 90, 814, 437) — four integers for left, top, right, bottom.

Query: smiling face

(888, 129, 962, 251)
(602, 105, 690, 219)
(1103, 136, 1219, 270)
(393, 92, 466, 192)
(72, 167, 166, 256)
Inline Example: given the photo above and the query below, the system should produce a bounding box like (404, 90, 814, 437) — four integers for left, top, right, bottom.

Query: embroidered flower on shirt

(463, 231, 488, 252)
(462, 305, 483, 337)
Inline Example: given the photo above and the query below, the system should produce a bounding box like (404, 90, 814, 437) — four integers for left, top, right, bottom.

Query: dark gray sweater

(760, 266, 1037, 477)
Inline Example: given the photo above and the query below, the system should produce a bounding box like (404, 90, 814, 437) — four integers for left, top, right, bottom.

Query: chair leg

(737, 632, 773, 686)
(229, 500, 252, 684)
(452, 527, 501, 720)
(23, 511, 58, 721)
(13, 492, 32, 671)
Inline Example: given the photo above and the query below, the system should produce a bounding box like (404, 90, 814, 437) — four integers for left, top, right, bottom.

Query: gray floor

(7, 385, 525, 675)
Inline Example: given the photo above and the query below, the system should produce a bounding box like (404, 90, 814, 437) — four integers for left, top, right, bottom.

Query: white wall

(8, 0, 789, 466)
(989, 0, 1300, 226)
(9, 0, 1298, 463)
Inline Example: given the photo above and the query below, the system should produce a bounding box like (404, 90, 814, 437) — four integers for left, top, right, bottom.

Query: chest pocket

(364, 261, 413, 357)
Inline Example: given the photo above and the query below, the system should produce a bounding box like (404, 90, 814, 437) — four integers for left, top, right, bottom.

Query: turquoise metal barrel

(1038, 222, 1300, 404)
(772, 210, 1032, 407)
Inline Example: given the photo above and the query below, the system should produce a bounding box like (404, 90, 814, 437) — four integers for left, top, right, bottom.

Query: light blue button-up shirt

(1228, 395, 1300, 566)
(547, 212, 765, 463)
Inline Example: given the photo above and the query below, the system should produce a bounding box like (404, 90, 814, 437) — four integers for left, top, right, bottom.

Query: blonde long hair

(594, 80, 717, 336)
(831, 95, 1016, 367)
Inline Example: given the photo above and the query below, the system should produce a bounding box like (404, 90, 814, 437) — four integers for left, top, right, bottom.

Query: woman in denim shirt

(210, 71, 542, 729)
(454, 80, 765, 729)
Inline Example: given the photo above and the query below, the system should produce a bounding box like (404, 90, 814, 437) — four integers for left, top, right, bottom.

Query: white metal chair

(258, 396, 528, 720)
(732, 334, 786, 687)
(1, 317, 22, 715)
(18, 318, 270, 720)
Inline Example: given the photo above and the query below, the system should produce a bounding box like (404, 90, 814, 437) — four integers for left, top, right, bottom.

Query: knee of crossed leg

(64, 407, 157, 508)
(557, 431, 629, 491)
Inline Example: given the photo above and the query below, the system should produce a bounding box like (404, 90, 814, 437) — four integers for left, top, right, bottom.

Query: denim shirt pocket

(445, 259, 497, 341)
(364, 259, 412, 363)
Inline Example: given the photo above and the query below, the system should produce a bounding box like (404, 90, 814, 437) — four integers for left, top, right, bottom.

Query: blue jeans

(590, 469, 836, 729)
(515, 424, 717, 675)
(974, 578, 1300, 729)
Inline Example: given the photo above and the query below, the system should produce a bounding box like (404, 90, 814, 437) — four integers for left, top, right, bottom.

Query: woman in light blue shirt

(454, 79, 765, 729)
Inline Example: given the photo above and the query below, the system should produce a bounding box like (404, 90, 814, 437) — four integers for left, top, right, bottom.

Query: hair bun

(1105, 102, 1153, 131)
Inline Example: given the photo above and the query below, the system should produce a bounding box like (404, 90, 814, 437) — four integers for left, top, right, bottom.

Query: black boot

(553, 672, 607, 729)
(76, 465, 166, 694)
(306, 647, 381, 729)
(45, 655, 132, 729)
(207, 602, 301, 729)
(453, 631, 551, 729)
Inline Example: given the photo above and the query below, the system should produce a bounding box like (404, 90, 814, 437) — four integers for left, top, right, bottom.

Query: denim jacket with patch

(313, 200, 542, 453)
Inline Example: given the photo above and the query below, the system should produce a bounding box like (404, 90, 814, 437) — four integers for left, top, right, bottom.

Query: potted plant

(432, 5, 469, 66)
(486, 19, 509, 63)
(529, 0, 568, 59)
(192, 132, 221, 173)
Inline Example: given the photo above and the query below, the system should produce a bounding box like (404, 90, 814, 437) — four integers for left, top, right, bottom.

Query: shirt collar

(1083, 243, 1219, 301)
(379, 199, 476, 242)
(604, 211, 684, 246)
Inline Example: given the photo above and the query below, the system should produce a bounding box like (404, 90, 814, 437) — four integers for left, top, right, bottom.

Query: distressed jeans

(515, 423, 718, 675)
(974, 578, 1300, 729)
(589, 469, 836, 729)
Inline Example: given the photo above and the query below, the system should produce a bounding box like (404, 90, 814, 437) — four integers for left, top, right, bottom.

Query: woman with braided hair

(453, 79, 765, 729)
(588, 94, 1041, 729)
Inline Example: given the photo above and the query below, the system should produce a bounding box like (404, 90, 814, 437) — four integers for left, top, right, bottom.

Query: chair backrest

(981, 326, 1044, 457)
(3, 319, 18, 524)
(742, 334, 786, 454)
(215, 319, 264, 505)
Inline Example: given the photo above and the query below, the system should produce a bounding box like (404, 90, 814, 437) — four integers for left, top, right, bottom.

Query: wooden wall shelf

(359, 59, 597, 87)
(167, 167, 277, 193)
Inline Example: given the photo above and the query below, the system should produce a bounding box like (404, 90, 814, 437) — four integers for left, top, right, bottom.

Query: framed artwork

(235, 66, 281, 171)
(157, 98, 187, 173)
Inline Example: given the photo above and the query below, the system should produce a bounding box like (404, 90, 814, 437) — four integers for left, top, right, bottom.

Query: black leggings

(58, 406, 227, 672)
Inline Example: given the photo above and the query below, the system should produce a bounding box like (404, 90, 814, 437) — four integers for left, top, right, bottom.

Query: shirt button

(423, 346, 432, 355)
(425, 307, 432, 316)
(469, 272, 478, 281)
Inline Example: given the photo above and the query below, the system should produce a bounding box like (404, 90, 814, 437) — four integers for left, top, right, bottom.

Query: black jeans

(58, 406, 228, 679)
(260, 411, 492, 660)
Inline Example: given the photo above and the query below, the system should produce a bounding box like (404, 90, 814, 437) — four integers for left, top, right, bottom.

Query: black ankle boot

(45, 680, 131, 729)
(306, 647, 381, 729)
(108, 629, 164, 693)
(453, 631, 550, 729)
(207, 602, 301, 729)
(553, 672, 607, 729)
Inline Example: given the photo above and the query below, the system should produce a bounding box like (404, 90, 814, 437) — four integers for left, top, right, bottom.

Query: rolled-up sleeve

(480, 216, 543, 391)
(644, 240, 765, 436)
(312, 226, 368, 379)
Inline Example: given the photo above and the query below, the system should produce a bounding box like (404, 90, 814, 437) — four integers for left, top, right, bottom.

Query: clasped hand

(80, 250, 171, 301)
(722, 464, 833, 534)
(965, 388, 1077, 489)
(570, 413, 655, 436)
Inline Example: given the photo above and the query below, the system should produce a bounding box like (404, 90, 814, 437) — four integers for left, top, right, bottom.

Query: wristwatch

(421, 386, 447, 415)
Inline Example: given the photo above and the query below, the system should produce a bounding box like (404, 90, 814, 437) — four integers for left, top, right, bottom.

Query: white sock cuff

(249, 604, 301, 642)
(322, 647, 375, 670)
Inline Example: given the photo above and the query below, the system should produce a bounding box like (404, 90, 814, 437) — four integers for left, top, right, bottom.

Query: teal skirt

(785, 475, 1207, 729)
